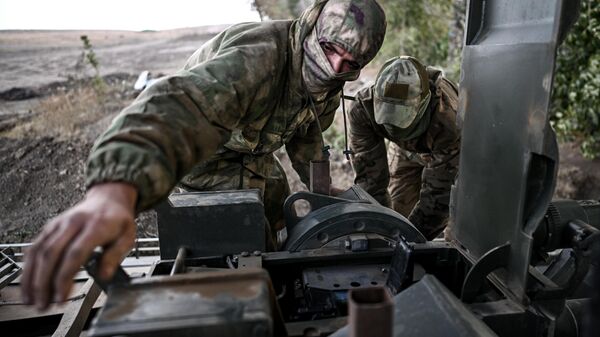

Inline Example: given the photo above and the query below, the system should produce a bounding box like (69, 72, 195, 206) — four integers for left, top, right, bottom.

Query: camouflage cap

(316, 0, 387, 67)
(374, 56, 431, 129)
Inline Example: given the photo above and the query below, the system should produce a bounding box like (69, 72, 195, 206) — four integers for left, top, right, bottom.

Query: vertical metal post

(170, 246, 188, 276)
(348, 287, 393, 337)
(310, 160, 331, 195)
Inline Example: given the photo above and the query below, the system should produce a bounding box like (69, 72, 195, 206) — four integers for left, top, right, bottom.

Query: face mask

(381, 95, 432, 142)
(302, 28, 360, 96)
(375, 90, 431, 128)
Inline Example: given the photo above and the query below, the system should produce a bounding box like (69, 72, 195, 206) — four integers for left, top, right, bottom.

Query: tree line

(252, 0, 599, 158)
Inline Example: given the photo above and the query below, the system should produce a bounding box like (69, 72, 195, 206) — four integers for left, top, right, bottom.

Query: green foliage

(374, 0, 467, 83)
(551, 0, 600, 158)
(251, 0, 598, 158)
(79, 35, 106, 95)
(251, 0, 465, 82)
(323, 121, 346, 151)
(374, 0, 453, 68)
(252, 0, 299, 20)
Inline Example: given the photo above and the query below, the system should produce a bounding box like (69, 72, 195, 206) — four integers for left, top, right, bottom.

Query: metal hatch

(450, 0, 581, 302)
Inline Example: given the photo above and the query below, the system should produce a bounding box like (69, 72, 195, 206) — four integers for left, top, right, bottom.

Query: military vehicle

(1, 0, 598, 336)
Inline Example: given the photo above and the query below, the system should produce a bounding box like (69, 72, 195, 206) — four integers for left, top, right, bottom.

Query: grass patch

(3, 85, 113, 139)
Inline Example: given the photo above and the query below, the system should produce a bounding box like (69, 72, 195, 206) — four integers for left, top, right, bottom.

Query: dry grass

(1, 83, 125, 140)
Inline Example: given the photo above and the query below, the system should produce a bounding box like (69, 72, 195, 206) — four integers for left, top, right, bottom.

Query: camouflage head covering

(316, 0, 386, 66)
(302, 0, 387, 95)
(374, 56, 432, 140)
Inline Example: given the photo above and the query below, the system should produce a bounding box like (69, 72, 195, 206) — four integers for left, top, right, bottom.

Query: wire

(341, 89, 353, 160)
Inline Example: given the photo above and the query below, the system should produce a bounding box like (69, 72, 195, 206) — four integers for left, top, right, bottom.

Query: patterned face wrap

(302, 28, 360, 96)
(302, 0, 387, 96)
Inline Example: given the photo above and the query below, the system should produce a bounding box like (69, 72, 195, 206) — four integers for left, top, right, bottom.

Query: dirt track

(0, 27, 230, 93)
(0, 27, 598, 244)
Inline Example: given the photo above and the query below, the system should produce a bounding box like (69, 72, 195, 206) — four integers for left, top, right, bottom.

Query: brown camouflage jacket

(349, 68, 460, 231)
(85, 7, 341, 211)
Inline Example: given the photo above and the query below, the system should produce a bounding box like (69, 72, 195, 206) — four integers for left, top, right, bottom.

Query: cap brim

(374, 100, 420, 128)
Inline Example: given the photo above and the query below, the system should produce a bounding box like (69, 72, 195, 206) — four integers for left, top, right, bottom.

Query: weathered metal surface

(89, 268, 278, 337)
(238, 255, 263, 269)
(451, 0, 580, 302)
(338, 185, 380, 205)
(51, 278, 101, 337)
(284, 316, 348, 337)
(468, 299, 535, 336)
(169, 246, 187, 276)
(348, 287, 393, 337)
(284, 186, 425, 252)
(285, 202, 426, 251)
(310, 159, 331, 195)
(385, 238, 413, 295)
(390, 276, 494, 337)
(461, 243, 510, 302)
(284, 185, 381, 229)
(302, 264, 389, 291)
(528, 220, 599, 303)
(284, 192, 352, 227)
(331, 275, 499, 337)
(0, 249, 21, 289)
(85, 251, 131, 293)
(156, 189, 266, 259)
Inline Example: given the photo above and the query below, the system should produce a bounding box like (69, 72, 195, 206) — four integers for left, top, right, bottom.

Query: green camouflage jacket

(85, 3, 342, 211)
(349, 68, 460, 231)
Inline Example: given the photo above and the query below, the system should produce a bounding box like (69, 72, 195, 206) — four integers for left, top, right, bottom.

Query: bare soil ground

(0, 28, 598, 244)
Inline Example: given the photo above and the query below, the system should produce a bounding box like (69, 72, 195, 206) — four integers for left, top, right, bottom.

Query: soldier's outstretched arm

(21, 182, 137, 310)
(22, 40, 279, 309)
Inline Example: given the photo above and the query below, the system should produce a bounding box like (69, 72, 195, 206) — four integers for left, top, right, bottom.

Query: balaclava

(302, 0, 387, 97)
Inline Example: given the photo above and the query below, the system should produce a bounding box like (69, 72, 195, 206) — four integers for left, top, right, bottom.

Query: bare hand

(21, 182, 138, 310)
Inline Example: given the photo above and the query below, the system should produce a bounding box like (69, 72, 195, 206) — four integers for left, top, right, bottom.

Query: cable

(341, 89, 353, 160)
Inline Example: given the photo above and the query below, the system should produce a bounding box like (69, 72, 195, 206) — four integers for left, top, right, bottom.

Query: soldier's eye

(347, 61, 361, 71)
(321, 43, 335, 54)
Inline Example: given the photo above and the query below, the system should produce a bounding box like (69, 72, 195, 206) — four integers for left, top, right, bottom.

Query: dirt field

(0, 28, 598, 244)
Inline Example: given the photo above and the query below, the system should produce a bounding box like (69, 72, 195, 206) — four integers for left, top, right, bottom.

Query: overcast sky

(0, 0, 261, 30)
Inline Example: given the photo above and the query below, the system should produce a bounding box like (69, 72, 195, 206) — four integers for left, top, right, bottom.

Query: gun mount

(82, 187, 598, 337)
(1, 0, 598, 336)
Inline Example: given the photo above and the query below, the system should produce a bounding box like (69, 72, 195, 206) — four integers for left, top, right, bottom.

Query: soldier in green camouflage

(22, 0, 386, 310)
(349, 56, 460, 240)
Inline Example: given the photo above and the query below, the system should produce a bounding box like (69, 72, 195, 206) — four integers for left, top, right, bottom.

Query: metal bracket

(84, 251, 131, 292)
(530, 220, 598, 301)
(461, 243, 511, 302)
(238, 253, 262, 269)
(52, 278, 102, 337)
(0, 248, 22, 289)
(283, 191, 363, 229)
(386, 237, 414, 295)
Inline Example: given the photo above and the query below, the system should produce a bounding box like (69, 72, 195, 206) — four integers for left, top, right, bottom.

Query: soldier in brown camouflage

(21, 0, 387, 309)
(349, 56, 460, 240)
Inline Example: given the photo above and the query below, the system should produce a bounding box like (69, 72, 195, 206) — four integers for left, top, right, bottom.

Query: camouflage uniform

(349, 62, 460, 240)
(84, 0, 386, 244)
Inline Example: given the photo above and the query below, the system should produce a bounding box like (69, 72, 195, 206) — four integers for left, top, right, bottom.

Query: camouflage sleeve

(286, 97, 339, 187)
(408, 77, 460, 239)
(348, 90, 391, 207)
(86, 39, 280, 212)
